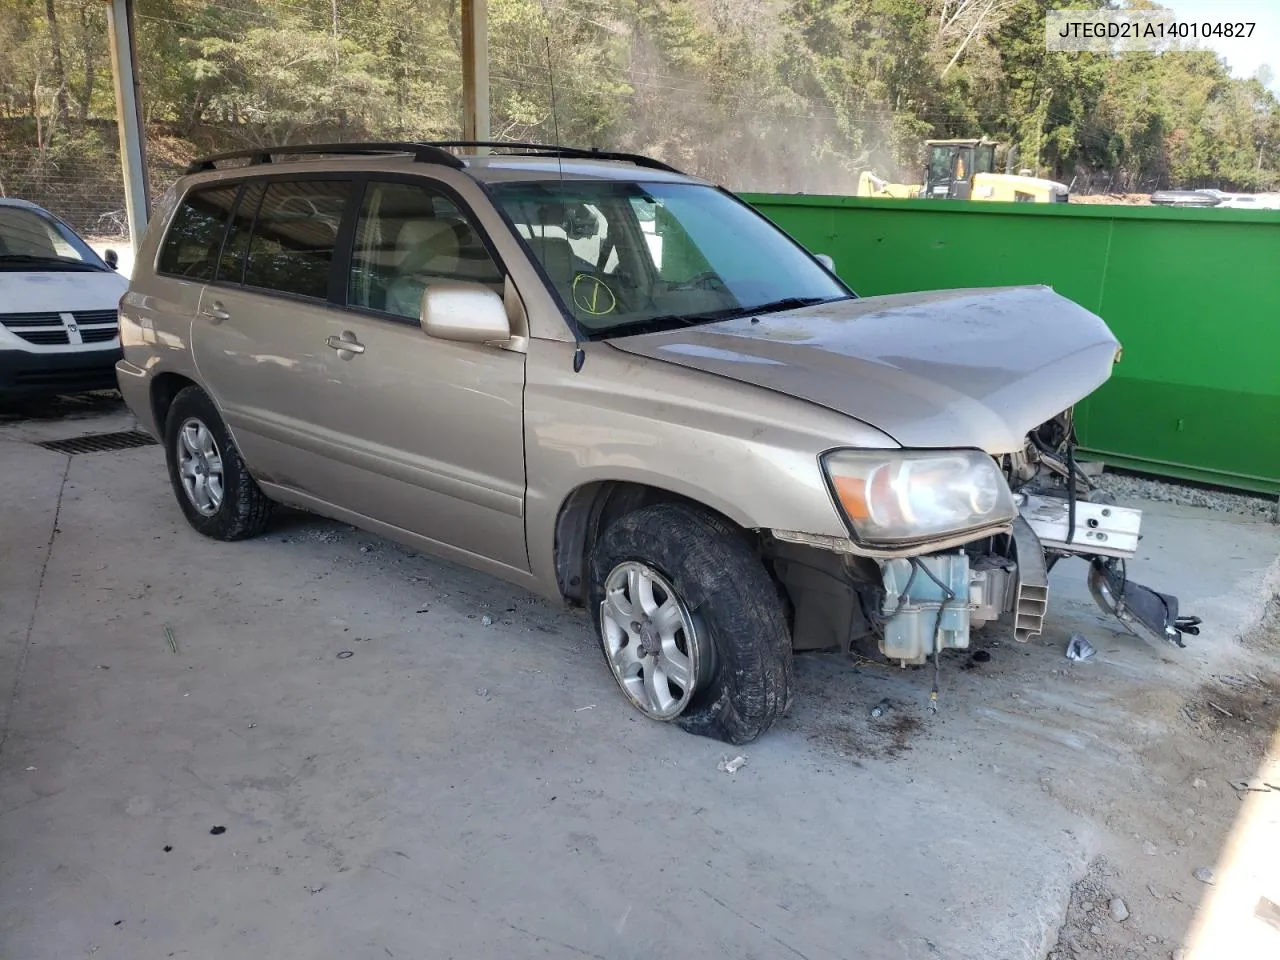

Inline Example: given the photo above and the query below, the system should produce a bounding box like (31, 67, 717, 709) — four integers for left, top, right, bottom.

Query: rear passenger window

(243, 180, 352, 299)
(157, 185, 239, 280)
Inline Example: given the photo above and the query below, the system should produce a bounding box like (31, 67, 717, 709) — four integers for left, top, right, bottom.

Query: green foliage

(1, 0, 1277, 220)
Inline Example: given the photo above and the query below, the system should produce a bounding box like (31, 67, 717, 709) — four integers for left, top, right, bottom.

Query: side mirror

(420, 281, 511, 343)
(814, 253, 835, 272)
(103, 249, 119, 270)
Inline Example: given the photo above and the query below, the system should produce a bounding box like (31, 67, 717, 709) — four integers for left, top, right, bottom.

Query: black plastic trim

(185, 142, 466, 175)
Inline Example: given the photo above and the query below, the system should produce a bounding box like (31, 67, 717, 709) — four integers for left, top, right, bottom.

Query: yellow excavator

(857, 139, 1070, 203)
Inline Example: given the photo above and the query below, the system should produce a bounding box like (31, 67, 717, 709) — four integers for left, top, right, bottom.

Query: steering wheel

(571, 272, 620, 316)
(664, 271, 728, 293)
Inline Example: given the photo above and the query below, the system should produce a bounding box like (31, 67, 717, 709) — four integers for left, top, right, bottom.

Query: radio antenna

(544, 32, 579, 371)
(544, 35, 564, 181)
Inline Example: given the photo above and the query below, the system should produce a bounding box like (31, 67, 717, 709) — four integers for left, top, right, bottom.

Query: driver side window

(347, 181, 503, 321)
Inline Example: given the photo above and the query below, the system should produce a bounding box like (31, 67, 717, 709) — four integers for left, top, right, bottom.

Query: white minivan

(0, 198, 128, 400)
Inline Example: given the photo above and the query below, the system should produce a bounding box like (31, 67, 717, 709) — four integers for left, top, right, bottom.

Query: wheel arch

(552, 480, 758, 606)
(150, 370, 199, 434)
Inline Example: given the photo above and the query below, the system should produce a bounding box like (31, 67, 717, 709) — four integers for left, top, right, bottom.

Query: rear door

(189, 176, 357, 490)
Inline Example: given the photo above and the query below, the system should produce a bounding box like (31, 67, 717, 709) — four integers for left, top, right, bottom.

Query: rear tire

(164, 385, 272, 541)
(589, 502, 793, 744)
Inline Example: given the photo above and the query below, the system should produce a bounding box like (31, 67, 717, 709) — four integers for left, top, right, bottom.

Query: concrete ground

(1, 397, 1278, 960)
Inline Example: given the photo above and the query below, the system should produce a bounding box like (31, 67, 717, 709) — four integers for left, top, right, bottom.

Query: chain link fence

(0, 122, 191, 242)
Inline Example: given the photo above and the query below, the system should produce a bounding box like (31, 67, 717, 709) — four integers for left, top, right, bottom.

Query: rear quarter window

(156, 185, 239, 281)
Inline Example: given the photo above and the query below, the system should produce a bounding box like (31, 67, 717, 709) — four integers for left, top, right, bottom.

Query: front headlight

(821, 448, 1016, 545)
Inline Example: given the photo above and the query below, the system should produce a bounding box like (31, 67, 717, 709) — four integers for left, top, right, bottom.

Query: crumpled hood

(608, 285, 1119, 453)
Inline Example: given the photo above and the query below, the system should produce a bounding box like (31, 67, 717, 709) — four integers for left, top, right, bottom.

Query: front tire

(589, 502, 793, 744)
(164, 385, 272, 541)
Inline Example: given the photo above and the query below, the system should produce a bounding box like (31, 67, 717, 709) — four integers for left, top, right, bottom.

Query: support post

(104, 0, 149, 251)
(460, 0, 490, 150)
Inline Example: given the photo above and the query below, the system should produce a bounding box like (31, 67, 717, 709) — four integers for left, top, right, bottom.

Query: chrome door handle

(200, 301, 230, 321)
(326, 333, 365, 355)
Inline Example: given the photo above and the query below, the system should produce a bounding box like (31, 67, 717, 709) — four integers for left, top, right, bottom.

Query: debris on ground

(1192, 866, 1216, 885)
(163, 624, 178, 654)
(1050, 858, 1158, 959)
(1066, 634, 1096, 661)
(336, 650, 354, 659)
(574, 704, 595, 712)
(476, 687, 488, 697)
(717, 755, 748, 774)
(481, 615, 494, 626)
(870, 698, 892, 718)
(209, 826, 226, 836)
(1228, 778, 1277, 793)
(163, 845, 172, 852)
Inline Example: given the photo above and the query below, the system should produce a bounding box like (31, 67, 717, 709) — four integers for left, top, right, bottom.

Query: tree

(1, 0, 1277, 224)
(43, 0, 70, 126)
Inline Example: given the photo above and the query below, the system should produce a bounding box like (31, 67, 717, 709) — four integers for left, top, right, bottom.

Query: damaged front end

(1004, 412, 1200, 649)
(768, 412, 1199, 675)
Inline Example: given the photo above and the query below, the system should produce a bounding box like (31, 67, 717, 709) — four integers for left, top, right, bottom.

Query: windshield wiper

(596, 295, 855, 340)
(744, 295, 851, 315)
(599, 306, 749, 338)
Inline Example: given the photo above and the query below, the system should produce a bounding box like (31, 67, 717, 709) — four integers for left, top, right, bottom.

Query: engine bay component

(1087, 558, 1203, 647)
(1020, 493, 1141, 558)
(969, 555, 1015, 628)
(879, 554, 971, 665)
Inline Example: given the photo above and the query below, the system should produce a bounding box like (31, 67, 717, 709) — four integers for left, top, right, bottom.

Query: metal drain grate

(37, 430, 158, 455)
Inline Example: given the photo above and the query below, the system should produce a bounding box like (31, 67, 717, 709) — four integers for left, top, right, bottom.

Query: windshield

(974, 143, 996, 174)
(489, 181, 850, 338)
(0, 207, 104, 270)
(927, 145, 955, 184)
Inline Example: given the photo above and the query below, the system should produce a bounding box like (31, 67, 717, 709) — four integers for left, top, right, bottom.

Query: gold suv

(118, 142, 1195, 743)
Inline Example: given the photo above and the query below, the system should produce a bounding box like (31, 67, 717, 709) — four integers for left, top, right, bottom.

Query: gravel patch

(1099, 471, 1279, 522)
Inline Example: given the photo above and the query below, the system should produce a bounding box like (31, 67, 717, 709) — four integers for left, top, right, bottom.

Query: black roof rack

(426, 141, 685, 175)
(185, 141, 465, 175)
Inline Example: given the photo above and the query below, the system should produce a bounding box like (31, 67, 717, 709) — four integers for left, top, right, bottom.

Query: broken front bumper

(873, 495, 1198, 664)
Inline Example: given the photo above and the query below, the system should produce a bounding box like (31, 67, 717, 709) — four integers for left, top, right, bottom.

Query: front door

(310, 177, 528, 573)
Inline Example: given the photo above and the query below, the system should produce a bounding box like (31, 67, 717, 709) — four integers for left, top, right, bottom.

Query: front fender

(523, 339, 898, 593)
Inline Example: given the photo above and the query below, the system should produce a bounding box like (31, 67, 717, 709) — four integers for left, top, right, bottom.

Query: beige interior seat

(385, 219, 462, 317)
